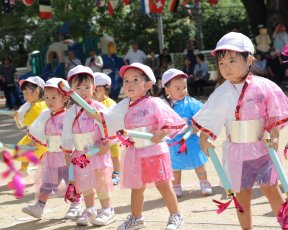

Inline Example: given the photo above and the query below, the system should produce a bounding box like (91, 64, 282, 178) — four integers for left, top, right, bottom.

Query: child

(15, 76, 47, 174)
(22, 78, 83, 219)
(93, 72, 120, 185)
(161, 68, 212, 198)
(60, 65, 115, 226)
(96, 63, 186, 230)
(192, 32, 288, 229)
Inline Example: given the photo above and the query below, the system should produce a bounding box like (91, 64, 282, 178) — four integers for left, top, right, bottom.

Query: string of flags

(1, 0, 219, 17)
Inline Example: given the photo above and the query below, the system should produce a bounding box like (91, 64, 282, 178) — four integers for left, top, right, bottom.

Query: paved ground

(0, 108, 287, 229)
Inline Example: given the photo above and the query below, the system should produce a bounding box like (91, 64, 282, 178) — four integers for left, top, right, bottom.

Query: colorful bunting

(39, 0, 52, 19)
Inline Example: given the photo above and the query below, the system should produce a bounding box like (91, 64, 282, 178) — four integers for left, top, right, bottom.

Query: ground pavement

(0, 115, 287, 230)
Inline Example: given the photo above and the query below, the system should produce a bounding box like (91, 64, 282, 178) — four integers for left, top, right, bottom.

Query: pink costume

(28, 109, 68, 197)
(192, 76, 288, 192)
(102, 96, 186, 189)
(61, 100, 113, 194)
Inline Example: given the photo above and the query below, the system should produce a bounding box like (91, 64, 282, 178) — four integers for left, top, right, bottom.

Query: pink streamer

(213, 194, 244, 214)
(116, 131, 134, 147)
(65, 183, 81, 203)
(8, 173, 25, 199)
(284, 147, 288, 160)
(278, 201, 288, 229)
(178, 139, 187, 154)
(71, 154, 90, 168)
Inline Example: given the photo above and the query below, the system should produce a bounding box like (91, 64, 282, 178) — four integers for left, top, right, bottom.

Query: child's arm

(269, 127, 279, 151)
(96, 139, 111, 155)
(199, 131, 215, 156)
(151, 129, 169, 144)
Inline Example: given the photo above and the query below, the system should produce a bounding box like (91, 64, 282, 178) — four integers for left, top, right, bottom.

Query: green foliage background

(0, 0, 250, 66)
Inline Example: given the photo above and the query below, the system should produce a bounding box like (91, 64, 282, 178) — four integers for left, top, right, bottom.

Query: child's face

(22, 87, 39, 104)
(218, 51, 252, 83)
(71, 78, 95, 102)
(165, 77, 187, 101)
(44, 87, 67, 113)
(94, 86, 106, 101)
(123, 68, 152, 100)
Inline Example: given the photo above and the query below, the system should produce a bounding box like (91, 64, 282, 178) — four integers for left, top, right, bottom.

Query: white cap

(45, 77, 68, 92)
(93, 72, 112, 86)
(161, 69, 188, 87)
(211, 32, 254, 56)
(19, 76, 45, 89)
(120, 63, 156, 84)
(67, 65, 94, 82)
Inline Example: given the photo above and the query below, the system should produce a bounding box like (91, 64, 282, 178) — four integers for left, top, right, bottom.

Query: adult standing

(85, 49, 103, 72)
(124, 42, 146, 64)
(0, 57, 21, 110)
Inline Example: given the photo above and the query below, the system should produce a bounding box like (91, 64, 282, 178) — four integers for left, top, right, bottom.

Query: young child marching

(94, 63, 186, 230)
(22, 78, 83, 219)
(161, 69, 212, 198)
(14, 77, 47, 174)
(60, 65, 115, 226)
(93, 72, 121, 185)
(192, 32, 288, 229)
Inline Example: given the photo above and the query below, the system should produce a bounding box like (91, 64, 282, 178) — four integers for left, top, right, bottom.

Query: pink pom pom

(8, 173, 25, 199)
(71, 155, 90, 168)
(65, 183, 81, 203)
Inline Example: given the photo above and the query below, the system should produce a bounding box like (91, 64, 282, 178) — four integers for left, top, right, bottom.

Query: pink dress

(61, 100, 113, 194)
(103, 96, 186, 189)
(28, 109, 68, 197)
(192, 75, 288, 192)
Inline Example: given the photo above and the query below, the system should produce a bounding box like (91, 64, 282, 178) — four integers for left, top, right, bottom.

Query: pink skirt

(72, 151, 113, 194)
(120, 148, 173, 189)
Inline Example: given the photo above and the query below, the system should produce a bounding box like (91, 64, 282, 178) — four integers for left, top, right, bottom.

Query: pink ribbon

(284, 146, 288, 160)
(178, 139, 187, 154)
(64, 183, 81, 203)
(116, 131, 134, 147)
(71, 154, 90, 168)
(212, 194, 244, 214)
(278, 201, 288, 229)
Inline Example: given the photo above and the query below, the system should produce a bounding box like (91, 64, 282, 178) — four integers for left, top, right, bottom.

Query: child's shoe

(76, 207, 97, 226)
(112, 171, 120, 185)
(165, 213, 184, 230)
(92, 207, 115, 225)
(117, 214, 145, 230)
(200, 180, 212, 195)
(65, 202, 83, 219)
(22, 202, 44, 219)
(172, 184, 183, 198)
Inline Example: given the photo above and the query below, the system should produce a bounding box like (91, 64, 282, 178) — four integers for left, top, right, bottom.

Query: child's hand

(269, 127, 279, 151)
(199, 132, 214, 156)
(151, 130, 168, 144)
(65, 154, 72, 165)
(98, 139, 111, 155)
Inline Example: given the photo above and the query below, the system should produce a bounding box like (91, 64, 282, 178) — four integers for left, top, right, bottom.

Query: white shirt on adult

(124, 49, 147, 64)
(85, 56, 103, 72)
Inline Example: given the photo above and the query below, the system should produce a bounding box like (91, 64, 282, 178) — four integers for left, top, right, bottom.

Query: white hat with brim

(67, 65, 94, 83)
(93, 72, 112, 86)
(120, 63, 156, 84)
(211, 32, 254, 56)
(19, 76, 45, 89)
(161, 69, 188, 88)
(45, 77, 68, 93)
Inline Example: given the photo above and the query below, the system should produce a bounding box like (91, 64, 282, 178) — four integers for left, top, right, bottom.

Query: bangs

(69, 73, 94, 87)
(215, 50, 249, 62)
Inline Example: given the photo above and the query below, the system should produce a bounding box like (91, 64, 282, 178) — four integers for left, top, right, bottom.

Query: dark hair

(215, 50, 264, 81)
(21, 82, 44, 100)
(96, 85, 110, 96)
(68, 73, 94, 87)
(2, 56, 12, 64)
(196, 53, 205, 61)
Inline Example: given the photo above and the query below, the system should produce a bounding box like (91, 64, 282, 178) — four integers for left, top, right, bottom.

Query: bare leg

(156, 181, 179, 214)
(260, 184, 284, 216)
(195, 166, 208, 180)
(172, 171, 181, 186)
(112, 157, 120, 172)
(131, 188, 146, 218)
(235, 188, 253, 230)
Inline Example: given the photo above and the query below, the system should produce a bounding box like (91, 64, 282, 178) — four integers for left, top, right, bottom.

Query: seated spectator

(187, 53, 209, 96)
(267, 49, 284, 85)
(65, 50, 82, 74)
(254, 52, 267, 75)
(85, 49, 103, 72)
(183, 56, 193, 77)
(158, 48, 172, 67)
(144, 50, 159, 74)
